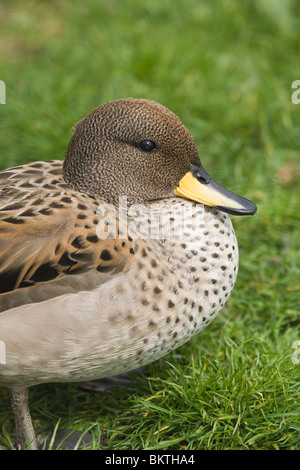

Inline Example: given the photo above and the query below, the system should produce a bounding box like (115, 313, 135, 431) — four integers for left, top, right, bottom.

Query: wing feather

(0, 161, 133, 295)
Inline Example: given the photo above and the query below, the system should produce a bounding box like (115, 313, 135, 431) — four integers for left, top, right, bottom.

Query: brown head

(64, 98, 200, 205)
(64, 98, 256, 215)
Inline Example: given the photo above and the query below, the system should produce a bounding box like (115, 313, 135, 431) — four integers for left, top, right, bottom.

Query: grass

(0, 0, 300, 450)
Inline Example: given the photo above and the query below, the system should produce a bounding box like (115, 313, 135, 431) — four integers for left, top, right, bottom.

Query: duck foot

(79, 367, 145, 392)
(10, 388, 38, 450)
(41, 428, 97, 450)
(9, 368, 144, 449)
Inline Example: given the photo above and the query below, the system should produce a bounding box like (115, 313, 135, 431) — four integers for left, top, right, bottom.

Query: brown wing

(0, 161, 133, 295)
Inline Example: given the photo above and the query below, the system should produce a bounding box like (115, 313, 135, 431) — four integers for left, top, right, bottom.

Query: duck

(0, 98, 256, 450)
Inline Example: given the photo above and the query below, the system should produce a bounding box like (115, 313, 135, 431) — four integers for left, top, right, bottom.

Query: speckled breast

(0, 200, 239, 387)
(97, 199, 239, 376)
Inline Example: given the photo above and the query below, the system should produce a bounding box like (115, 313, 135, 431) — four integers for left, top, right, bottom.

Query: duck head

(63, 98, 256, 215)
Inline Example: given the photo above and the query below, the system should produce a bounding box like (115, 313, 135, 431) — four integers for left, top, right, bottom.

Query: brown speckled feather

(0, 160, 133, 295)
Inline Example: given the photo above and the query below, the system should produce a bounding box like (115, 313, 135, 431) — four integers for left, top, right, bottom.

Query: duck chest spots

(104, 204, 239, 366)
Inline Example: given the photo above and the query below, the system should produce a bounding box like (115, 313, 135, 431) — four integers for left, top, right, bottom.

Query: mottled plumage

(0, 160, 133, 296)
(0, 98, 256, 449)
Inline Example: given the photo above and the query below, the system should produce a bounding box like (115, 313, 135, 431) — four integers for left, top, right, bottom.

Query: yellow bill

(174, 164, 257, 216)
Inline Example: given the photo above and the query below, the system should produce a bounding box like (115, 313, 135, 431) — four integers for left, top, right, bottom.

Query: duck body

(0, 98, 255, 449)
(0, 161, 238, 389)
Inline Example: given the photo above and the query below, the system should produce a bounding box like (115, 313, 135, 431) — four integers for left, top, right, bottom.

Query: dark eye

(139, 140, 157, 152)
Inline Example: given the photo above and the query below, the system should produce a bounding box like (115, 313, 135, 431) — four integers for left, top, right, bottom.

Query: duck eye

(139, 140, 157, 152)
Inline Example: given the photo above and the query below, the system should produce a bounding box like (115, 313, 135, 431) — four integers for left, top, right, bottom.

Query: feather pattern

(0, 160, 133, 295)
(0, 98, 255, 450)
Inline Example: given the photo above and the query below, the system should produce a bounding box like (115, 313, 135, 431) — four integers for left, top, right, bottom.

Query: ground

(0, 0, 299, 450)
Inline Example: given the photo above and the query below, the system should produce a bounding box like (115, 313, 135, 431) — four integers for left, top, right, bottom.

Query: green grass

(0, 0, 300, 450)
